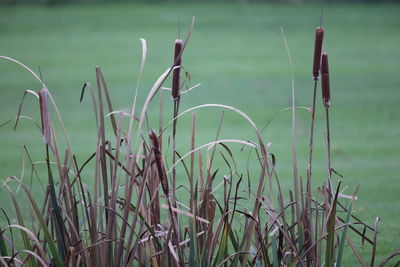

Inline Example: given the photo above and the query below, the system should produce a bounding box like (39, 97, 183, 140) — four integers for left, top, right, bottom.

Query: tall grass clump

(1, 17, 399, 267)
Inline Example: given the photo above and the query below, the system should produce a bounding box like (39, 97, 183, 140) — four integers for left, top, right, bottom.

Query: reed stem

(325, 107, 332, 199)
(307, 80, 318, 181)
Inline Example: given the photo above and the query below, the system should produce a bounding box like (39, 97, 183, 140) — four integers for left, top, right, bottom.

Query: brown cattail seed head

(312, 27, 325, 81)
(149, 130, 169, 196)
(172, 39, 183, 101)
(39, 88, 51, 145)
(321, 52, 330, 108)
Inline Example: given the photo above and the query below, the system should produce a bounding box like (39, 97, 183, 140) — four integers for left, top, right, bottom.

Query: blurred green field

(1, 2, 399, 265)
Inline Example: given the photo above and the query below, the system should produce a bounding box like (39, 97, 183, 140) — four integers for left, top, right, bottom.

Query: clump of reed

(1, 17, 399, 267)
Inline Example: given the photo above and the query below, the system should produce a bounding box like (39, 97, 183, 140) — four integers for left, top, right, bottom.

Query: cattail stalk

(149, 130, 184, 265)
(321, 52, 333, 197)
(306, 26, 324, 262)
(39, 88, 51, 145)
(325, 107, 332, 198)
(171, 39, 185, 265)
(308, 26, 325, 181)
(171, 39, 183, 203)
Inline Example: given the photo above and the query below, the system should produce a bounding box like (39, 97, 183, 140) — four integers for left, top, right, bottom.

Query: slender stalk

(171, 98, 185, 266)
(325, 107, 332, 197)
(159, 89, 164, 149)
(172, 99, 180, 202)
(321, 52, 332, 198)
(307, 80, 318, 181)
(281, 27, 300, 243)
(305, 79, 318, 263)
(309, 25, 324, 181)
(171, 38, 183, 204)
(171, 38, 184, 265)
(306, 31, 324, 258)
(190, 112, 196, 207)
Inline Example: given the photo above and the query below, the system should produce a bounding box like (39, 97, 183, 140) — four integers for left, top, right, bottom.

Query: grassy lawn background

(0, 2, 399, 264)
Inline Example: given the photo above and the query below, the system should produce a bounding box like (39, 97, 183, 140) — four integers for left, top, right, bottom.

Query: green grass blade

(212, 222, 230, 267)
(271, 233, 279, 267)
(45, 146, 67, 262)
(325, 183, 340, 267)
(336, 202, 352, 267)
(189, 220, 196, 267)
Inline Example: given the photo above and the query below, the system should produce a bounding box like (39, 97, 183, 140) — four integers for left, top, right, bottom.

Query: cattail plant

(321, 52, 331, 108)
(308, 26, 325, 180)
(149, 129, 169, 196)
(312, 27, 325, 81)
(39, 88, 51, 145)
(171, 38, 184, 206)
(305, 26, 325, 264)
(170, 38, 185, 263)
(172, 39, 183, 101)
(321, 51, 333, 198)
(149, 128, 184, 265)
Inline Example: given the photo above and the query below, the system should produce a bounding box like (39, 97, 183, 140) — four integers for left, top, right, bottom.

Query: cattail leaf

(45, 146, 68, 262)
(271, 234, 279, 267)
(159, 104, 265, 150)
(336, 202, 352, 267)
(126, 38, 148, 147)
(139, 38, 147, 76)
(271, 153, 276, 167)
(261, 106, 311, 133)
(14, 89, 39, 131)
(282, 28, 304, 254)
(212, 222, 231, 267)
(0, 227, 7, 257)
(189, 220, 197, 267)
(97, 67, 118, 136)
(370, 217, 380, 267)
(379, 249, 400, 266)
(168, 139, 256, 175)
(0, 56, 48, 88)
(79, 82, 88, 103)
(325, 182, 341, 267)
(137, 67, 172, 141)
